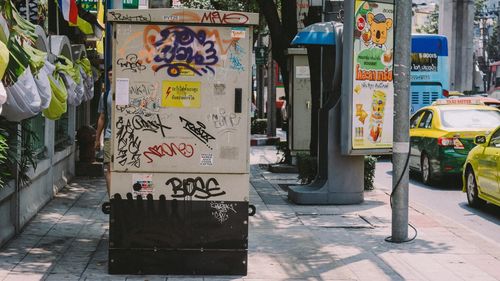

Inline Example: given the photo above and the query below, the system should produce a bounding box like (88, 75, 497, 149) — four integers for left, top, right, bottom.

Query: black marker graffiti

(132, 114, 171, 137)
(117, 54, 147, 72)
(116, 116, 142, 168)
(166, 177, 226, 199)
(115, 114, 172, 168)
(179, 116, 215, 148)
(109, 11, 151, 22)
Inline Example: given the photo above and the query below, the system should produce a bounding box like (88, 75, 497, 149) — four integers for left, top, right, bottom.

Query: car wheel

(465, 168, 485, 208)
(421, 154, 433, 185)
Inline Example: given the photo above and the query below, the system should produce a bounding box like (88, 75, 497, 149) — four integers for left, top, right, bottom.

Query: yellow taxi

(410, 98, 500, 185)
(462, 125, 500, 208)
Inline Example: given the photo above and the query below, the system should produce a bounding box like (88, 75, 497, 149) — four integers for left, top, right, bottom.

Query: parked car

(462, 125, 500, 208)
(409, 99, 500, 185)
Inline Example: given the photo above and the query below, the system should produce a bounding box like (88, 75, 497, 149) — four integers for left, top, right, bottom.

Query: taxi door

(478, 129, 500, 197)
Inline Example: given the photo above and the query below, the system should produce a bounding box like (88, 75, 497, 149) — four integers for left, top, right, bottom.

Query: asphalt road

(375, 158, 500, 243)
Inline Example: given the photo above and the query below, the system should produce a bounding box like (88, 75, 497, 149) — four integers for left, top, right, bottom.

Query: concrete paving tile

(45, 273, 82, 281)
(50, 261, 88, 275)
(164, 277, 203, 281)
(463, 254, 500, 280)
(434, 254, 497, 281)
(124, 276, 167, 281)
(81, 273, 127, 280)
(2, 272, 45, 281)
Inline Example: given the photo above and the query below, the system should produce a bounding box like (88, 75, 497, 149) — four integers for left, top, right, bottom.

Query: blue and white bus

(410, 34, 449, 113)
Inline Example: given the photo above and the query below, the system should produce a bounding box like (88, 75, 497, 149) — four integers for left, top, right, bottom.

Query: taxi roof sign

(433, 98, 485, 106)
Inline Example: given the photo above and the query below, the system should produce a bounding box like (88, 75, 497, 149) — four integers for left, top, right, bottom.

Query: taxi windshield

(440, 109, 500, 128)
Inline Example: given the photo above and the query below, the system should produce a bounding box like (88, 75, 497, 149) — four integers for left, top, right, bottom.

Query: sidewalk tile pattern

(0, 147, 499, 280)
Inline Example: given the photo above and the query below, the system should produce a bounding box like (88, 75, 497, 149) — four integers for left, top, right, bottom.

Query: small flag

(69, 16, 93, 35)
(97, 0, 104, 28)
(57, 0, 78, 24)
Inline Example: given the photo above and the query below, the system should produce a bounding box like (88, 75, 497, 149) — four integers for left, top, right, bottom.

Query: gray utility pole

(256, 17, 265, 119)
(266, 36, 277, 137)
(391, 0, 411, 242)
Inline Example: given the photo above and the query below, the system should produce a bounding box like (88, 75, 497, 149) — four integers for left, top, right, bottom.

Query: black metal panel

(109, 196, 248, 275)
(109, 249, 247, 275)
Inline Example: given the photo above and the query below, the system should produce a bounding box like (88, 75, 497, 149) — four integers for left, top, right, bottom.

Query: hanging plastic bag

(56, 56, 84, 106)
(0, 14, 9, 44)
(0, 82, 6, 115)
(33, 59, 54, 111)
(0, 40, 9, 79)
(42, 73, 67, 120)
(78, 65, 94, 101)
(1, 66, 42, 122)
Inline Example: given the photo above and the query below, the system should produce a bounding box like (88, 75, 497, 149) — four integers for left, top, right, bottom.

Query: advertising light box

(342, 0, 395, 155)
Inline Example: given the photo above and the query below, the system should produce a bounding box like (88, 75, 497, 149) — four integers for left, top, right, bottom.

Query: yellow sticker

(161, 81, 201, 108)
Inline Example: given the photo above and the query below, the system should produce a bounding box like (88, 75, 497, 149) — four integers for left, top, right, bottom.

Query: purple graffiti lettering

(151, 26, 218, 77)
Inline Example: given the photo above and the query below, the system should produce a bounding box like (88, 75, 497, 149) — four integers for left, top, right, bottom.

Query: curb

(250, 136, 281, 146)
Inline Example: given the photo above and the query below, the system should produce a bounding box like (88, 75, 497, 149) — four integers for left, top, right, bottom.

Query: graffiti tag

(109, 11, 151, 22)
(210, 201, 237, 224)
(151, 26, 219, 77)
(117, 54, 147, 72)
(207, 108, 240, 135)
(143, 142, 195, 163)
(166, 177, 226, 199)
(179, 116, 215, 148)
(201, 11, 249, 24)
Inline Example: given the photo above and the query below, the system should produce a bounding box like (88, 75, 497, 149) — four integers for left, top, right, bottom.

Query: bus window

(410, 34, 449, 114)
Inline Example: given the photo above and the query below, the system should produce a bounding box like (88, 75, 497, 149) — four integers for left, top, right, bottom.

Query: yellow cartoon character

(367, 12, 393, 50)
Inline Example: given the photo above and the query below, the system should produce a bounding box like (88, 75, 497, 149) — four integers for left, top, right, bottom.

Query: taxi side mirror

(474, 135, 487, 145)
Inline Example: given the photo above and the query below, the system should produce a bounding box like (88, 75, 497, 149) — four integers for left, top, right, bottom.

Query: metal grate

(22, 114, 46, 158)
(54, 112, 69, 150)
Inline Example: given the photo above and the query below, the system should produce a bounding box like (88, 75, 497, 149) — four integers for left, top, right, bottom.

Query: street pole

(267, 36, 277, 137)
(391, 0, 411, 242)
(256, 15, 265, 119)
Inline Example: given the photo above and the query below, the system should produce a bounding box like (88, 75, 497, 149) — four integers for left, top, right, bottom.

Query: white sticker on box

(115, 78, 129, 105)
(200, 153, 214, 166)
(132, 174, 154, 196)
(231, 27, 246, 39)
(296, 66, 310, 79)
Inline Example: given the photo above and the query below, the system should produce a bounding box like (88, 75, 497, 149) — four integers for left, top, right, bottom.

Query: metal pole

(391, 0, 411, 242)
(267, 36, 276, 137)
(257, 31, 265, 119)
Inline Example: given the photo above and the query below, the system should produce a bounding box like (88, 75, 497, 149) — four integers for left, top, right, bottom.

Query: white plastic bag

(34, 60, 54, 110)
(60, 72, 80, 106)
(79, 65, 94, 101)
(1, 66, 42, 121)
(0, 82, 6, 115)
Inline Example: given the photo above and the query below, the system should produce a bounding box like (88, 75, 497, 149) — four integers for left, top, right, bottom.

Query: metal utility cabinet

(286, 48, 311, 156)
(107, 8, 258, 275)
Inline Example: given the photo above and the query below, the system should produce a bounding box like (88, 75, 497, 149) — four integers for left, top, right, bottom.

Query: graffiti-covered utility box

(107, 8, 258, 275)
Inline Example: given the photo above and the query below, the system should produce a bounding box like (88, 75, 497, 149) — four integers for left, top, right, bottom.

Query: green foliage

(475, 0, 487, 20)
(296, 152, 316, 184)
(275, 140, 291, 164)
(179, 0, 258, 12)
(251, 118, 267, 134)
(487, 24, 500, 61)
(0, 117, 37, 188)
(296, 153, 377, 190)
(416, 4, 439, 34)
(0, 128, 8, 187)
(364, 156, 377, 191)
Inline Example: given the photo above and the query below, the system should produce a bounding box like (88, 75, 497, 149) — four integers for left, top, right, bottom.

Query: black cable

(384, 144, 418, 243)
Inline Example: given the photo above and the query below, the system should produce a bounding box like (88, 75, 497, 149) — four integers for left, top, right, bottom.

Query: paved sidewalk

(1, 146, 500, 280)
